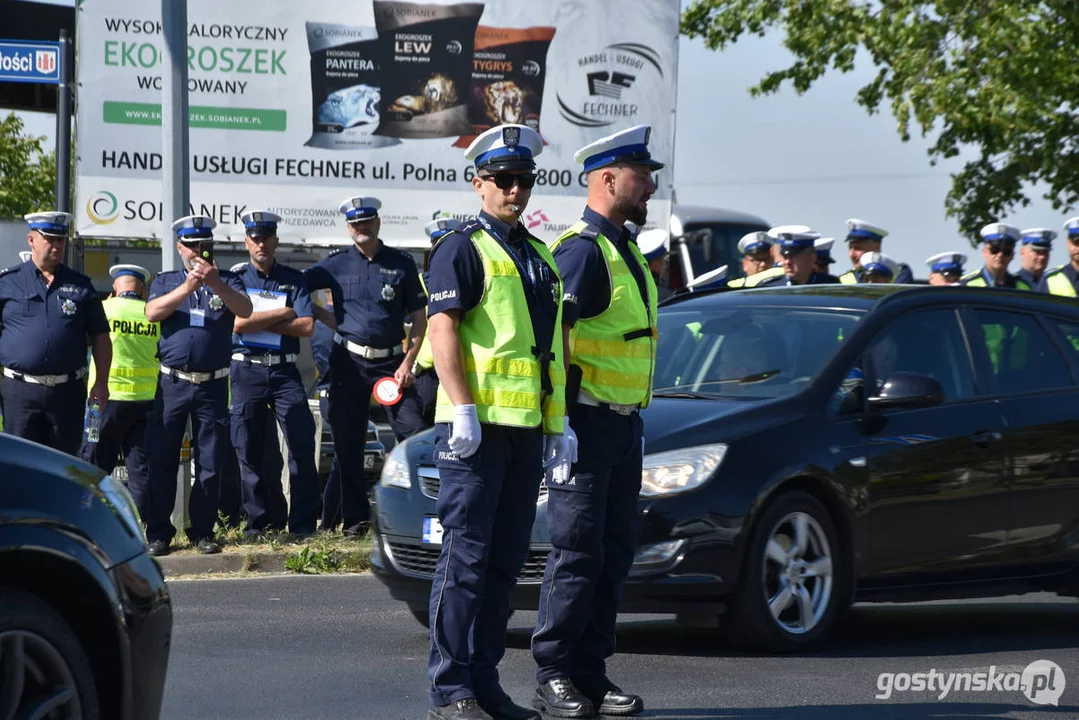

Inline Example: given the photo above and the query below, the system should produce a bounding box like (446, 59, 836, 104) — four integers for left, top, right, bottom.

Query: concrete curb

(156, 551, 288, 577)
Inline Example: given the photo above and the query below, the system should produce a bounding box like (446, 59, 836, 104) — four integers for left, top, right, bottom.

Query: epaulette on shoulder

(456, 219, 483, 238)
(328, 247, 349, 257)
(960, 270, 981, 282)
(0, 265, 19, 278)
(1043, 264, 1067, 278)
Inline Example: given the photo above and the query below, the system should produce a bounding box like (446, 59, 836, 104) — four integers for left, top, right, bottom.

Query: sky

(15, 0, 1073, 274)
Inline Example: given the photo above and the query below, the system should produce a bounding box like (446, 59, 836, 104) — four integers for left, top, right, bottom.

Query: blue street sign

(0, 40, 62, 84)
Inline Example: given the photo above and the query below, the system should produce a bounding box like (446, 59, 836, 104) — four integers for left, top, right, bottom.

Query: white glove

(543, 418, 578, 472)
(448, 404, 482, 458)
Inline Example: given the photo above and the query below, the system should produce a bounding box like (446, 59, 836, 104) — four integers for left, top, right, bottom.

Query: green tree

(0, 112, 56, 219)
(682, 1, 1079, 243)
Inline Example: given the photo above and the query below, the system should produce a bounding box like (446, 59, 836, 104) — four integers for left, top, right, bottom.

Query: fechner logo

(87, 190, 120, 225)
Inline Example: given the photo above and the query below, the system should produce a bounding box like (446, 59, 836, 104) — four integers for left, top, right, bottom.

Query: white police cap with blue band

(18, 251, 31, 263)
(1064, 217, 1079, 237)
(979, 222, 1020, 244)
(109, 264, 151, 283)
(688, 264, 728, 291)
(241, 210, 281, 236)
(814, 237, 836, 263)
(574, 124, 665, 173)
(25, 211, 73, 237)
(171, 215, 216, 240)
(1020, 227, 1056, 248)
(845, 218, 888, 243)
(738, 231, 773, 256)
(925, 252, 967, 273)
(425, 217, 463, 241)
(859, 251, 897, 278)
(339, 196, 381, 222)
(636, 228, 668, 261)
(465, 124, 543, 172)
(767, 224, 818, 251)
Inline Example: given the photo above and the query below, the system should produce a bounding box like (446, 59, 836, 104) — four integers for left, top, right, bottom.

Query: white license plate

(364, 454, 375, 469)
(422, 516, 443, 545)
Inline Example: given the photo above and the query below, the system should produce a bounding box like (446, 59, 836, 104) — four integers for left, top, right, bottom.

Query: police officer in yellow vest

(727, 230, 779, 288)
(1039, 217, 1079, 297)
(960, 223, 1031, 289)
(423, 124, 569, 720)
(839, 218, 914, 284)
(531, 125, 662, 720)
(81, 264, 158, 517)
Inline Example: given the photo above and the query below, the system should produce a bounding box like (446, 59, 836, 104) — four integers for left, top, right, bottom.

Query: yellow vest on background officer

(960, 223, 1031, 290)
(1041, 217, 1079, 298)
(532, 124, 663, 720)
(81, 265, 158, 517)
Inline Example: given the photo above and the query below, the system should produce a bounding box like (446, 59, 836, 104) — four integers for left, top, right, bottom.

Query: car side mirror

(867, 372, 945, 411)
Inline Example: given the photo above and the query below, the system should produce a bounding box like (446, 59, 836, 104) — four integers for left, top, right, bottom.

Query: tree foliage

(682, 1, 1079, 242)
(0, 113, 56, 219)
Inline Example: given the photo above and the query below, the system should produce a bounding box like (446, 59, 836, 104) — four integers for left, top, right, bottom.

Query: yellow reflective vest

(1046, 269, 1077, 298)
(89, 295, 160, 401)
(433, 226, 566, 434)
(839, 270, 858, 285)
(552, 221, 658, 408)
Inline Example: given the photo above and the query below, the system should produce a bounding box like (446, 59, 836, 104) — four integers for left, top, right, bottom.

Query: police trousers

(143, 374, 228, 544)
(1, 377, 86, 456)
(532, 404, 644, 684)
(326, 346, 426, 530)
(428, 422, 543, 707)
(80, 399, 152, 517)
(229, 362, 319, 535)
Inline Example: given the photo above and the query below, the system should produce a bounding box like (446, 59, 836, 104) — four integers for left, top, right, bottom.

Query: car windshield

(653, 306, 865, 400)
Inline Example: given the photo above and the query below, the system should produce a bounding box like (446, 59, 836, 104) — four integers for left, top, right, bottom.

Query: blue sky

(18, 0, 1071, 274)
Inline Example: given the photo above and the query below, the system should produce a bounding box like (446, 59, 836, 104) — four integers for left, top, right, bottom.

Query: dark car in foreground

(371, 285, 1079, 651)
(0, 434, 172, 719)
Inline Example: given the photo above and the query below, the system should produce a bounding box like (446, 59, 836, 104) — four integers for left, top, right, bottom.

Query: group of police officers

(5, 118, 1079, 720)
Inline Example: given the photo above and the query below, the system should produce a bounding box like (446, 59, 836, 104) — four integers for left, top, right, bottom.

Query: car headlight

(640, 443, 727, 497)
(379, 440, 412, 489)
(98, 474, 145, 541)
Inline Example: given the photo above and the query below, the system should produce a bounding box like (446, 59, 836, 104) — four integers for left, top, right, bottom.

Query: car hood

(642, 396, 787, 453)
(0, 434, 107, 489)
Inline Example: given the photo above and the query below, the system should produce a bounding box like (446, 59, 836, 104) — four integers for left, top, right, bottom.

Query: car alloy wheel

(761, 511, 834, 635)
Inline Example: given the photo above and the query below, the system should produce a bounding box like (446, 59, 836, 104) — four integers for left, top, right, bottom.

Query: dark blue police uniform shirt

(0, 260, 108, 374)
(1017, 268, 1047, 292)
(304, 243, 425, 349)
(231, 261, 314, 356)
(149, 268, 246, 372)
(552, 206, 650, 326)
(426, 211, 560, 355)
(312, 320, 335, 390)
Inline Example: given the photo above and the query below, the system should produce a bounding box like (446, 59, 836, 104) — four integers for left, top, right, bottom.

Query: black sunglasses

(482, 173, 537, 190)
(987, 242, 1015, 256)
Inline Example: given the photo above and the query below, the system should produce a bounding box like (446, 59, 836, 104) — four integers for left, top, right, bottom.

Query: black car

(370, 284, 1079, 651)
(0, 434, 172, 719)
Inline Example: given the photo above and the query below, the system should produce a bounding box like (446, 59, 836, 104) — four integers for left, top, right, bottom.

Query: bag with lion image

(468, 25, 556, 136)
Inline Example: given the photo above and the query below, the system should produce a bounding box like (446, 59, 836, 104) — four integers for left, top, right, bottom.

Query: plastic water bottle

(86, 401, 101, 444)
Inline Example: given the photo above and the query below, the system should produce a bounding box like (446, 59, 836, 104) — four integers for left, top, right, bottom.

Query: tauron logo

(557, 43, 664, 128)
(87, 191, 120, 225)
(526, 210, 549, 230)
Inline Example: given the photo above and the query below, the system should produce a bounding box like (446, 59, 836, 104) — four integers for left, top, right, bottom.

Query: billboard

(74, 0, 679, 246)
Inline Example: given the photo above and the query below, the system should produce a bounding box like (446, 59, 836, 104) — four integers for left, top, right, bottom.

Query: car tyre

(0, 587, 101, 720)
(726, 491, 845, 653)
(409, 604, 431, 628)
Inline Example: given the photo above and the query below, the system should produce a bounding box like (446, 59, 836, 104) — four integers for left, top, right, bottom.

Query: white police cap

(109, 264, 151, 283)
(737, 231, 773, 256)
(574, 124, 664, 173)
(339, 196, 381, 222)
(1020, 227, 1056, 248)
(859, 252, 898, 278)
(845, 218, 888, 243)
(814, 237, 837, 263)
(18, 251, 31, 263)
(241, 210, 282, 237)
(688, 264, 729, 291)
(171, 215, 217, 240)
(25, 211, 73, 237)
(925, 252, 967, 273)
(636, 228, 668, 261)
(1063, 216, 1079, 237)
(464, 124, 543, 172)
(767, 224, 818, 251)
(979, 222, 1020, 244)
(425, 217, 463, 241)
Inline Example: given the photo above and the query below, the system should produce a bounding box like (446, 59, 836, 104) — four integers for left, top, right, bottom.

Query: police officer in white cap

(960, 223, 1030, 289)
(531, 124, 662, 719)
(636, 228, 672, 301)
(1040, 217, 1079, 296)
(0, 212, 111, 455)
(727, 231, 777, 288)
(1017, 228, 1055, 290)
(758, 226, 840, 286)
(142, 215, 253, 556)
(857, 252, 899, 283)
(925, 252, 967, 285)
(814, 237, 837, 275)
(840, 219, 913, 284)
(81, 264, 157, 517)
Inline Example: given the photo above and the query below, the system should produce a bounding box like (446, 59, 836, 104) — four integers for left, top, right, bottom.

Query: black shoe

(427, 698, 493, 720)
(147, 540, 171, 557)
(574, 679, 643, 717)
(342, 521, 370, 537)
(533, 679, 594, 719)
(480, 693, 540, 720)
(197, 538, 221, 555)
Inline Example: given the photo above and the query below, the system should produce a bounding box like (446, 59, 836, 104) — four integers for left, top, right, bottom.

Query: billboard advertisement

(74, 0, 679, 246)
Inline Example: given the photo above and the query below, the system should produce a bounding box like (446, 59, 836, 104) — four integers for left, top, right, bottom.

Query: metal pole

(56, 30, 76, 268)
(160, 0, 189, 273)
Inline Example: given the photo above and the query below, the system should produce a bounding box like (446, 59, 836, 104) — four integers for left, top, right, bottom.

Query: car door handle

(970, 430, 1002, 448)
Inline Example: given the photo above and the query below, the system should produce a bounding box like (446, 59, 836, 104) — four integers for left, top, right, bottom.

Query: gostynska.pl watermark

(876, 659, 1065, 706)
